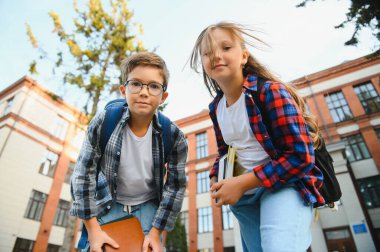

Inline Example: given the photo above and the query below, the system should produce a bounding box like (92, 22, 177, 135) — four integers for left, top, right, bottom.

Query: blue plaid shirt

(70, 107, 188, 231)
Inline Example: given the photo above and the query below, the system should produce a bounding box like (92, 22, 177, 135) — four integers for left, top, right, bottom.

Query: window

(343, 134, 371, 162)
(39, 150, 59, 178)
(198, 207, 213, 233)
(325, 92, 353, 122)
(357, 175, 380, 209)
(354, 82, 380, 114)
(196, 132, 208, 159)
(52, 117, 68, 140)
(3, 96, 14, 116)
(198, 249, 214, 252)
(64, 162, 75, 184)
(12, 238, 34, 252)
(180, 211, 189, 234)
(53, 199, 70, 227)
(197, 171, 209, 194)
(222, 205, 234, 230)
(46, 244, 61, 252)
(24, 190, 47, 221)
(224, 247, 235, 252)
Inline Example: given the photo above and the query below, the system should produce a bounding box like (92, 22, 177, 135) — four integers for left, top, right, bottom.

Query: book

(100, 216, 151, 252)
(217, 146, 236, 182)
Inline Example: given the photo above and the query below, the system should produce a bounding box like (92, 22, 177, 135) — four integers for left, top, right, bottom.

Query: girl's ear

(242, 49, 249, 65)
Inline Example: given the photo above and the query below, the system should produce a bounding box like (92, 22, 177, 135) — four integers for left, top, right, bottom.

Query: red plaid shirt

(209, 75, 324, 206)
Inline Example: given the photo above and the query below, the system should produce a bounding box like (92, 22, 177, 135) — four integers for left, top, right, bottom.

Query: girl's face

(201, 28, 248, 86)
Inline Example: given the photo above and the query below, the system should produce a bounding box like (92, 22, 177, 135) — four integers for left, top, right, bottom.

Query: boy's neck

(128, 113, 154, 137)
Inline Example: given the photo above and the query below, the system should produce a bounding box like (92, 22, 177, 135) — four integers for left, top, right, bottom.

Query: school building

(0, 76, 86, 252)
(176, 52, 380, 252)
(0, 52, 379, 252)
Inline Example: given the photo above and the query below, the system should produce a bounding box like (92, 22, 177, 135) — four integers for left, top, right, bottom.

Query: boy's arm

(70, 111, 105, 219)
(152, 127, 188, 231)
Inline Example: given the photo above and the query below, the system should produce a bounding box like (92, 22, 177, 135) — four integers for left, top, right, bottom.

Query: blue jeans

(82, 198, 159, 251)
(229, 186, 312, 252)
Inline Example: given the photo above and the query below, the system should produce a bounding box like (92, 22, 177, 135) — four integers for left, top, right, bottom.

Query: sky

(0, 0, 378, 121)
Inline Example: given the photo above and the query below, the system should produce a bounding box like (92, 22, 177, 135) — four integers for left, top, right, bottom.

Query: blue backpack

(99, 98, 174, 163)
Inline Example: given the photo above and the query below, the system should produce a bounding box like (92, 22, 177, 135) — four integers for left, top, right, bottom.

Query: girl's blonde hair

(190, 21, 321, 148)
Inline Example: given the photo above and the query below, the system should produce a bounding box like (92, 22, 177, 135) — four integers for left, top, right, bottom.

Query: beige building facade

(0, 76, 86, 252)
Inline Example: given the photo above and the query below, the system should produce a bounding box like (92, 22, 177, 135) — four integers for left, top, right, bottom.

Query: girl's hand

(142, 227, 163, 252)
(211, 172, 262, 207)
(210, 176, 246, 207)
(209, 176, 218, 188)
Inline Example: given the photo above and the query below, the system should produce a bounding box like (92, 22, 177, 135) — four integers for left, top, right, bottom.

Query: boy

(70, 52, 188, 252)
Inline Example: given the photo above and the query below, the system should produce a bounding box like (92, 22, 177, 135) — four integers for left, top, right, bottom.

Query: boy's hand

(88, 229, 119, 252)
(84, 217, 119, 252)
(142, 227, 162, 252)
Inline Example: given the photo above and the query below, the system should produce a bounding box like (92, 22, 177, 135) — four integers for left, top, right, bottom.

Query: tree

(297, 0, 380, 48)
(166, 217, 188, 252)
(26, 0, 144, 120)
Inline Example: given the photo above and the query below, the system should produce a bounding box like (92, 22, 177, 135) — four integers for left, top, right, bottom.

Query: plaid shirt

(209, 75, 324, 206)
(70, 107, 188, 231)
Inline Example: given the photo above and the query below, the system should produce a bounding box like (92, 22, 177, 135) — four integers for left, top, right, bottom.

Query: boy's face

(120, 65, 168, 118)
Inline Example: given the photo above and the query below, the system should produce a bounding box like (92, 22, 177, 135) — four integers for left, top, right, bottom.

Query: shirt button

(107, 205, 111, 209)
(117, 152, 120, 156)
(114, 173, 117, 176)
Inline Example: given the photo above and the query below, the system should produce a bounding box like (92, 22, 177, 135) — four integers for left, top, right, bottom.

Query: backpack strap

(100, 99, 126, 155)
(158, 112, 173, 163)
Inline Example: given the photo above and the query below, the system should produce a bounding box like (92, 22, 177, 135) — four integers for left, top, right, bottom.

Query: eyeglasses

(124, 80, 166, 96)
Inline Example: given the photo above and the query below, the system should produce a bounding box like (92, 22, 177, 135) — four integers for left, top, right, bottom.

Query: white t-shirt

(116, 122, 157, 205)
(216, 93, 271, 193)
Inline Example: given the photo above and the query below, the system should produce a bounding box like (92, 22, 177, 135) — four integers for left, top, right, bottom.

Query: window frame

(196, 132, 208, 159)
(24, 190, 47, 221)
(354, 82, 380, 114)
(222, 205, 234, 230)
(53, 199, 70, 227)
(197, 171, 210, 194)
(12, 238, 34, 252)
(343, 133, 371, 162)
(324, 91, 353, 123)
(39, 150, 59, 178)
(198, 206, 213, 233)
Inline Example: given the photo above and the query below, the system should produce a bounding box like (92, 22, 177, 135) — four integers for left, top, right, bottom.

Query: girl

(190, 22, 324, 252)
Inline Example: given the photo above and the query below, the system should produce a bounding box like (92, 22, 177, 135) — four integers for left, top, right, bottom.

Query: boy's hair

(190, 21, 321, 148)
(121, 52, 170, 88)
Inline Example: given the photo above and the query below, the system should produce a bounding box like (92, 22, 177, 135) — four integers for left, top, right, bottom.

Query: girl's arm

(253, 82, 315, 190)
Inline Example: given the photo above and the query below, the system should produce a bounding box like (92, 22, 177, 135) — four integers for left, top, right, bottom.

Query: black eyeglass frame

(124, 80, 167, 95)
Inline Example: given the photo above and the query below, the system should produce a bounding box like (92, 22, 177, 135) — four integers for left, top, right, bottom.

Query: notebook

(217, 146, 236, 182)
(100, 216, 151, 252)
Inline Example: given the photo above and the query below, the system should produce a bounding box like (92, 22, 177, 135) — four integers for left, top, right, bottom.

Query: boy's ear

(119, 85, 126, 96)
(160, 91, 168, 104)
